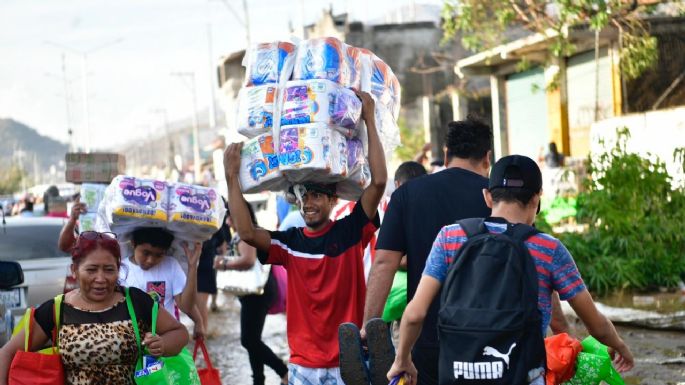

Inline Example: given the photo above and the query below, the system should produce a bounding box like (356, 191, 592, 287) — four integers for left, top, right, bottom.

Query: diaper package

(239, 133, 285, 193)
(279, 123, 348, 183)
(167, 184, 225, 242)
(236, 85, 278, 137)
(80, 183, 107, 213)
(79, 213, 98, 232)
(244, 41, 296, 86)
(293, 37, 345, 84)
(280, 79, 361, 130)
(105, 176, 168, 228)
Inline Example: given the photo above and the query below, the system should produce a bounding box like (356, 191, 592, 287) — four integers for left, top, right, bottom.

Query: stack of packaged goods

(96, 175, 226, 244)
(235, 37, 401, 200)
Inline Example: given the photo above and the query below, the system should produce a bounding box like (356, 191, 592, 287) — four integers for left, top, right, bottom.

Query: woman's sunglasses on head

(79, 231, 117, 241)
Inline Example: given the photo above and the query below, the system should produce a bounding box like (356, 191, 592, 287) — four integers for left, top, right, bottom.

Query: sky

(0, 0, 442, 151)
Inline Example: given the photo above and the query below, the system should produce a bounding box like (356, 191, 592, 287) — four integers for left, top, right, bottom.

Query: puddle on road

(597, 291, 685, 314)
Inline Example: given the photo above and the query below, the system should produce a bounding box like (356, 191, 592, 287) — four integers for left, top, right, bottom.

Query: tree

(442, 0, 671, 80)
(0, 165, 25, 195)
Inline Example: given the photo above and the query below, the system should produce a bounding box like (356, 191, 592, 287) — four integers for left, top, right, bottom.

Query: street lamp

(171, 72, 202, 183)
(45, 38, 124, 153)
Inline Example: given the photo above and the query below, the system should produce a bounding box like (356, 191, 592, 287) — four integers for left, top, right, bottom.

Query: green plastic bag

(382, 271, 407, 322)
(126, 287, 201, 385)
(563, 336, 625, 385)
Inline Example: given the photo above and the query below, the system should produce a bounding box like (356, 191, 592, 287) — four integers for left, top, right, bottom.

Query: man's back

(376, 167, 490, 348)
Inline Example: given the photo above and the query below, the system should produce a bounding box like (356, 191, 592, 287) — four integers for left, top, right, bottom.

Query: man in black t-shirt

(363, 116, 493, 385)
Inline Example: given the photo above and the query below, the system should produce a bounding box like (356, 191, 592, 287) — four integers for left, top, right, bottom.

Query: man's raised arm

(355, 90, 387, 219)
(223, 142, 272, 252)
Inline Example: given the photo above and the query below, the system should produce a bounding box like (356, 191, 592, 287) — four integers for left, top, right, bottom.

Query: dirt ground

(196, 293, 685, 385)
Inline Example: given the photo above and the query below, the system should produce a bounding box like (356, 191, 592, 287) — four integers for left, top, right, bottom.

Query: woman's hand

(213, 256, 226, 270)
(183, 241, 202, 268)
(69, 199, 87, 222)
(142, 333, 166, 357)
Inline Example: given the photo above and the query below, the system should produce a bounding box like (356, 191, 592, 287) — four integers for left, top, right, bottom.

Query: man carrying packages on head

(223, 90, 387, 385)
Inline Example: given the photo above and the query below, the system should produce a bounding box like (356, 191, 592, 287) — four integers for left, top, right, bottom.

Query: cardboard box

(65, 153, 126, 184)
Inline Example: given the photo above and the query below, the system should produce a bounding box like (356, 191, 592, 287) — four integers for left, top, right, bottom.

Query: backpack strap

(503, 223, 540, 244)
(457, 218, 487, 238)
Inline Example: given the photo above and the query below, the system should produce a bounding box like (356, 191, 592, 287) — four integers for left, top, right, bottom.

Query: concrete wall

(591, 107, 685, 186)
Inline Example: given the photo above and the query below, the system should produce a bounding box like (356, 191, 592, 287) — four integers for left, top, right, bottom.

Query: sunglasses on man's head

(79, 231, 117, 241)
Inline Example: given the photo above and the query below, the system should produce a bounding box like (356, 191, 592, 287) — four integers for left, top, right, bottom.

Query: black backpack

(437, 218, 545, 385)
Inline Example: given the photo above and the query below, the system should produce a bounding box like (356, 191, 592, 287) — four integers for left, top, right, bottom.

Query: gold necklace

(73, 289, 119, 311)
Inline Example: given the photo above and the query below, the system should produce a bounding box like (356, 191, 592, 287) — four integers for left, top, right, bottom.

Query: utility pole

(216, 0, 251, 47)
(206, 23, 217, 130)
(171, 72, 202, 183)
(60, 54, 74, 151)
(45, 38, 123, 152)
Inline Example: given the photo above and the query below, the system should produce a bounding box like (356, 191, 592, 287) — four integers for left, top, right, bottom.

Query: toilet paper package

(293, 37, 346, 84)
(278, 123, 348, 183)
(236, 85, 278, 137)
(343, 45, 363, 89)
(80, 183, 107, 213)
(239, 133, 285, 193)
(104, 176, 169, 228)
(336, 163, 371, 201)
(244, 41, 296, 86)
(280, 79, 361, 130)
(369, 55, 401, 120)
(166, 183, 226, 242)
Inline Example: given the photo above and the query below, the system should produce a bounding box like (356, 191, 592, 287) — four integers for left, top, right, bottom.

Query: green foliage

(0, 165, 25, 195)
(442, 0, 660, 80)
(620, 32, 659, 81)
(559, 128, 685, 295)
(394, 117, 426, 162)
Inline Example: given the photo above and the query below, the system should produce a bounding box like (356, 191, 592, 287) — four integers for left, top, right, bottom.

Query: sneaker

(365, 318, 395, 385)
(339, 322, 371, 385)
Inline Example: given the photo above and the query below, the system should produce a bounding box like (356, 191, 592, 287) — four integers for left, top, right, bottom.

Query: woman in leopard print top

(0, 231, 189, 385)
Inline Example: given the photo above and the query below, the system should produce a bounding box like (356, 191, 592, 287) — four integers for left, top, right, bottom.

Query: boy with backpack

(387, 155, 634, 385)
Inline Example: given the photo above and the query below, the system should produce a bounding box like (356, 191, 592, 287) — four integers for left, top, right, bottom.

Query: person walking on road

(222, 90, 387, 385)
(387, 155, 634, 384)
(363, 117, 493, 385)
(214, 204, 289, 385)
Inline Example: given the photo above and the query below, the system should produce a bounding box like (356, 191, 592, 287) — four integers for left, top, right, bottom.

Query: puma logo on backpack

(483, 343, 517, 369)
(437, 218, 546, 384)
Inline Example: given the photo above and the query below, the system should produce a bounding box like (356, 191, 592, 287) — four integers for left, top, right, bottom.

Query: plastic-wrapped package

(239, 133, 285, 193)
(166, 184, 226, 242)
(369, 56, 401, 120)
(79, 213, 98, 232)
(105, 176, 168, 228)
(374, 102, 402, 159)
(280, 79, 361, 130)
(343, 45, 362, 89)
(293, 37, 345, 84)
(244, 41, 296, 86)
(80, 183, 107, 213)
(336, 164, 371, 201)
(346, 137, 366, 174)
(236, 85, 278, 137)
(278, 123, 348, 183)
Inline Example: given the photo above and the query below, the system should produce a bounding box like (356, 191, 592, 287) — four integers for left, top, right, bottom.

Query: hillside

(0, 118, 68, 173)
